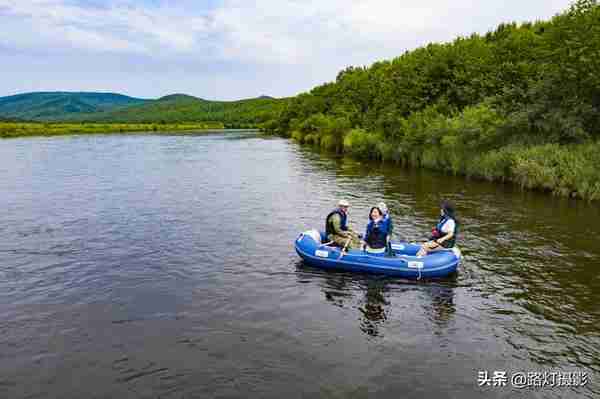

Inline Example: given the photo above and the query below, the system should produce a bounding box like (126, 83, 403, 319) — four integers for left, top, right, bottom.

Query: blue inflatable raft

(295, 230, 461, 279)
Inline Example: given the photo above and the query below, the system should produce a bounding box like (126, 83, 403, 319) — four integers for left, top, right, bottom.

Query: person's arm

(382, 217, 392, 235)
(346, 218, 360, 237)
(435, 231, 454, 245)
(365, 220, 377, 241)
(435, 219, 455, 245)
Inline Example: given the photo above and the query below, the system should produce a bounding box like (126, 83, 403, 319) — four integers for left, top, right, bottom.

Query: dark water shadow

(294, 260, 458, 338)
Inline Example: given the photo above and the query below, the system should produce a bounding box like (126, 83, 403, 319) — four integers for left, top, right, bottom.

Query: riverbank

(0, 122, 225, 138)
(280, 131, 600, 201)
(263, 1, 600, 202)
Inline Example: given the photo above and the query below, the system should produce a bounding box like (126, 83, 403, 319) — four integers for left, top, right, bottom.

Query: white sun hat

(377, 202, 388, 214)
(338, 199, 351, 207)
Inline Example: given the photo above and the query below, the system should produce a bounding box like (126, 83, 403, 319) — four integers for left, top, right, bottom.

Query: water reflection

(2, 132, 600, 398)
(292, 143, 600, 351)
(290, 140, 600, 397)
(357, 279, 390, 337)
(296, 261, 458, 338)
(426, 282, 457, 331)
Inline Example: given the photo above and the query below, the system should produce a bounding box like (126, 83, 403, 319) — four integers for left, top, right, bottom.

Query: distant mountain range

(0, 92, 148, 121)
(0, 91, 285, 127)
(0, 116, 26, 122)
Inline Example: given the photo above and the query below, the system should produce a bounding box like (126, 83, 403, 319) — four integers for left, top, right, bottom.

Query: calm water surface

(1, 131, 599, 398)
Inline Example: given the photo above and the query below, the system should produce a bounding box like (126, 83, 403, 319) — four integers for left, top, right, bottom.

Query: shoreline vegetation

(0, 122, 226, 138)
(262, 0, 600, 201)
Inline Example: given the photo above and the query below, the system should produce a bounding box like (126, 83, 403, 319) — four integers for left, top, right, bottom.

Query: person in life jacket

(363, 206, 391, 255)
(377, 202, 394, 255)
(416, 200, 458, 257)
(325, 199, 362, 249)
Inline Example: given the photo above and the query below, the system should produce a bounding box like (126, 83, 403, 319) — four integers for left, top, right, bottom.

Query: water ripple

(0, 132, 598, 398)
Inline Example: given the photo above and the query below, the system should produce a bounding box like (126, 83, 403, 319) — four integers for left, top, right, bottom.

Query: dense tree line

(78, 94, 287, 128)
(265, 0, 600, 200)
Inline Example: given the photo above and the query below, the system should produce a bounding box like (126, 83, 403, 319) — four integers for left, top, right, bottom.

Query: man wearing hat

(325, 200, 362, 249)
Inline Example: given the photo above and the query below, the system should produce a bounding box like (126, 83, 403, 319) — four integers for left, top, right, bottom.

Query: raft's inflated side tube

(295, 230, 460, 279)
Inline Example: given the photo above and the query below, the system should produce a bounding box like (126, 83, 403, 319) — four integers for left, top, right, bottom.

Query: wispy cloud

(0, 0, 574, 98)
(0, 0, 213, 55)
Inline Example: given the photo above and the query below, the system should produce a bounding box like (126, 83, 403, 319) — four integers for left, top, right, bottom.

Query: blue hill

(0, 92, 148, 121)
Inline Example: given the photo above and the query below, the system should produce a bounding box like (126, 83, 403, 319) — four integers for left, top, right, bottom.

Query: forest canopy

(264, 0, 600, 200)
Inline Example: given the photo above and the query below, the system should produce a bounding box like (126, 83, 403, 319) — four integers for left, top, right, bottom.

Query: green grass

(293, 130, 600, 201)
(0, 122, 225, 138)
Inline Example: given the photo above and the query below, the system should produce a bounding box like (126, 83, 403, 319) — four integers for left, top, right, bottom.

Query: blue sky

(0, 0, 574, 100)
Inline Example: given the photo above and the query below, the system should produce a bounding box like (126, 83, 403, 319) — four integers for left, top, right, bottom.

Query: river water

(0, 131, 598, 398)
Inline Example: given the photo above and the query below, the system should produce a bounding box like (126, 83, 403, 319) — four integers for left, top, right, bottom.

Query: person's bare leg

(417, 241, 438, 257)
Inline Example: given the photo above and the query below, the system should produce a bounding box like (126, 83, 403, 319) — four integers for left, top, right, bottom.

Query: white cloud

(210, 0, 574, 66)
(0, 0, 576, 98)
(0, 0, 573, 60)
(0, 0, 213, 55)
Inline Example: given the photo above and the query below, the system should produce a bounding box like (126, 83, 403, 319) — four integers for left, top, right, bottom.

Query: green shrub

(343, 129, 383, 159)
(290, 130, 305, 143)
(320, 134, 337, 151)
(466, 147, 515, 181)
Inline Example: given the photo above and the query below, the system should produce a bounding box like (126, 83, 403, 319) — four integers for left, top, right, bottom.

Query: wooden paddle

(338, 237, 351, 259)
